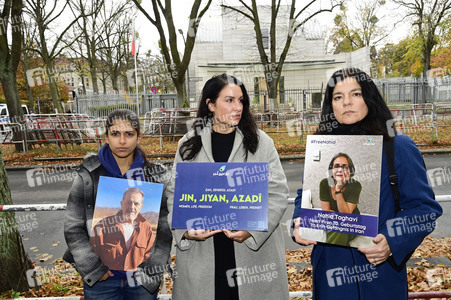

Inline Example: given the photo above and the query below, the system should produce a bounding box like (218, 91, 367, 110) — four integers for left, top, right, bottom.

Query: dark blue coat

(293, 134, 443, 299)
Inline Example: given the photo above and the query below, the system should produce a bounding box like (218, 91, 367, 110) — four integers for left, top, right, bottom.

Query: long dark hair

(316, 68, 395, 139)
(179, 74, 258, 161)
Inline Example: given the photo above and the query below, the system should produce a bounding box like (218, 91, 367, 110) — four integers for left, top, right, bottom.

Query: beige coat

(167, 124, 290, 300)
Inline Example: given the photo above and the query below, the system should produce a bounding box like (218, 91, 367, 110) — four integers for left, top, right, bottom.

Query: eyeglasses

(333, 164, 349, 170)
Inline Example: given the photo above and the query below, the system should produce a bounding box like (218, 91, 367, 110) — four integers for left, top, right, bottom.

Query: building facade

(188, 5, 371, 110)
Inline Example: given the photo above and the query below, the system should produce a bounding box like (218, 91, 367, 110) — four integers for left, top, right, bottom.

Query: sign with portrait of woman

(299, 135, 383, 248)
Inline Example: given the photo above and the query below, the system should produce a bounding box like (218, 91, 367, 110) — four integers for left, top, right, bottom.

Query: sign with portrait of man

(89, 176, 163, 271)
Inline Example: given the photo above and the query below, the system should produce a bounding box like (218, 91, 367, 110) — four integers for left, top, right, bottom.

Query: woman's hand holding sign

(223, 229, 251, 242)
(293, 217, 317, 246)
(358, 234, 392, 266)
(183, 229, 222, 241)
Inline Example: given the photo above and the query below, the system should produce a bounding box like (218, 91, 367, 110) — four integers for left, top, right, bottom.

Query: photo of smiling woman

(166, 74, 290, 300)
(320, 152, 361, 246)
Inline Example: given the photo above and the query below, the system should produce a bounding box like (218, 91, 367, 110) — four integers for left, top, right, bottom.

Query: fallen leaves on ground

(412, 236, 451, 259)
(1, 237, 448, 298)
(2, 126, 451, 166)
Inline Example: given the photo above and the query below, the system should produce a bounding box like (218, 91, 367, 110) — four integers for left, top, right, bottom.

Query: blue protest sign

(172, 162, 269, 231)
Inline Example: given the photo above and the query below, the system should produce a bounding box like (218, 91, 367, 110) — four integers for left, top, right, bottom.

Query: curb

(4, 148, 451, 170)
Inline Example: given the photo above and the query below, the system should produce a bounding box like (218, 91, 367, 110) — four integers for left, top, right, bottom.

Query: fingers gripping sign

(223, 229, 251, 243)
(358, 234, 392, 266)
(293, 217, 317, 246)
(183, 229, 222, 241)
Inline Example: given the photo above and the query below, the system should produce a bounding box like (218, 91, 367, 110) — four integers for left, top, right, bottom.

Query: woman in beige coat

(166, 74, 290, 300)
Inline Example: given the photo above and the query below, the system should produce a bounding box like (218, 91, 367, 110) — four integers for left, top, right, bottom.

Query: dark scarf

(98, 144, 145, 178)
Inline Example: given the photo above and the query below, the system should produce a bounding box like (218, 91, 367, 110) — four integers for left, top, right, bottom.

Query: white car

(0, 104, 30, 116)
(0, 104, 30, 143)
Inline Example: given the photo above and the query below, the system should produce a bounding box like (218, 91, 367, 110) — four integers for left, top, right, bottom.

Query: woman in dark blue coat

(292, 68, 443, 299)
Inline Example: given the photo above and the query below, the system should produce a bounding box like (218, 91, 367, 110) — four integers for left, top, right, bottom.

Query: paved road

(5, 154, 451, 267)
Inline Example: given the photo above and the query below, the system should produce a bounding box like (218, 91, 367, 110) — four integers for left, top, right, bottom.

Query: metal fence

(77, 89, 325, 117)
(1, 102, 450, 152)
(0, 114, 105, 150)
(76, 78, 450, 117)
(77, 93, 178, 117)
(374, 77, 451, 104)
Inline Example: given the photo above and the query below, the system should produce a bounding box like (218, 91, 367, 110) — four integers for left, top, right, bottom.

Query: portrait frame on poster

(299, 135, 383, 248)
(88, 176, 163, 271)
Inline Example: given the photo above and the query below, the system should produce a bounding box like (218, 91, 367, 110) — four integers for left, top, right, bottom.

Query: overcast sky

(42, 0, 410, 58)
(134, 0, 410, 55)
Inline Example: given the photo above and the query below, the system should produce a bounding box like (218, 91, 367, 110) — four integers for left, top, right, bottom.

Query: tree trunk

(90, 66, 99, 94)
(421, 44, 433, 103)
(0, 149, 34, 292)
(45, 65, 63, 113)
(0, 0, 26, 151)
(0, 72, 25, 152)
(111, 72, 119, 92)
(101, 71, 107, 94)
(266, 74, 279, 111)
(174, 77, 187, 108)
(422, 47, 432, 80)
(22, 54, 34, 112)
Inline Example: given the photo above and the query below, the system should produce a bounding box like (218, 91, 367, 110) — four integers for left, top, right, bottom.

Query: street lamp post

(178, 29, 190, 106)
